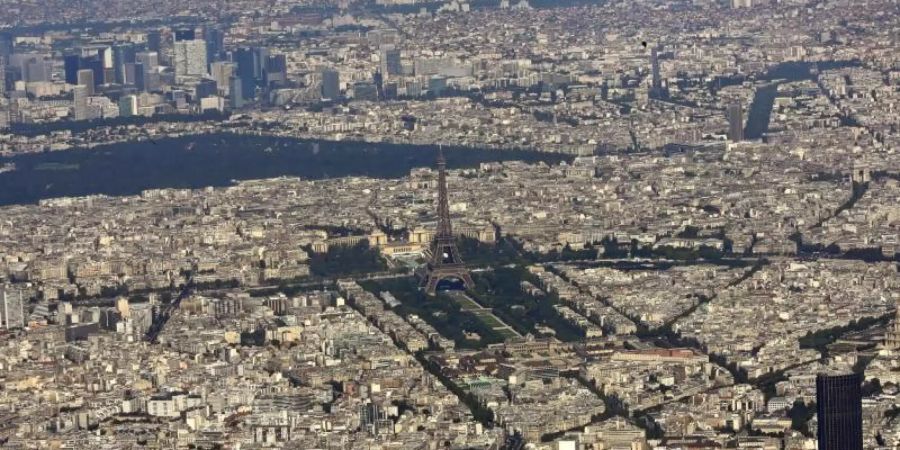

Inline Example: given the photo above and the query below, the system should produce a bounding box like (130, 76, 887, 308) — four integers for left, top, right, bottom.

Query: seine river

(0, 134, 572, 206)
(744, 60, 859, 139)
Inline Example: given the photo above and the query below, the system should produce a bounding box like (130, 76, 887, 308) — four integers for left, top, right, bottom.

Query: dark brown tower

(422, 147, 474, 295)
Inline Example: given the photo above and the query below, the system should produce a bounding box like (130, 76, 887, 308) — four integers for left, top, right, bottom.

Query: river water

(0, 134, 571, 206)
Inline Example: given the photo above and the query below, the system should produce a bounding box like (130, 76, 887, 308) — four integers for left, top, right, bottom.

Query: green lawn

(451, 294, 484, 310)
(360, 277, 507, 349)
(470, 267, 586, 342)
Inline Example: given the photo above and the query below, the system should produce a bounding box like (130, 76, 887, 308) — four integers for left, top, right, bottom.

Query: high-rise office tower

(321, 69, 340, 100)
(353, 81, 378, 101)
(24, 58, 52, 83)
(0, 287, 25, 330)
(650, 48, 660, 88)
(174, 39, 208, 77)
(0, 65, 6, 95)
(135, 51, 159, 71)
(210, 61, 235, 95)
(174, 28, 196, 42)
(234, 47, 256, 100)
(146, 30, 162, 53)
(251, 46, 268, 81)
(77, 69, 96, 96)
(123, 62, 137, 86)
(136, 52, 159, 91)
(132, 63, 146, 91)
(81, 57, 104, 86)
(428, 76, 447, 96)
(113, 43, 137, 84)
(726, 103, 744, 142)
(99, 46, 113, 69)
(204, 27, 225, 63)
(64, 54, 81, 84)
(144, 70, 160, 92)
(195, 79, 217, 99)
(382, 48, 402, 77)
(119, 95, 138, 117)
(650, 47, 662, 93)
(373, 71, 384, 100)
(0, 33, 12, 64)
(73, 85, 89, 120)
(263, 54, 287, 87)
(816, 372, 863, 450)
(229, 76, 244, 109)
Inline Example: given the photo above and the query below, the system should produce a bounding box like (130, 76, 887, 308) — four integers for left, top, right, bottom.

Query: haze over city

(0, 0, 899, 449)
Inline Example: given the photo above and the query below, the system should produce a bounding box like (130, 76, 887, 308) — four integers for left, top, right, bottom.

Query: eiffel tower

(422, 147, 474, 295)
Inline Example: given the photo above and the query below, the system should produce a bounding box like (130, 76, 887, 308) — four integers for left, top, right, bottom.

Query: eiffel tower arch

(421, 147, 474, 296)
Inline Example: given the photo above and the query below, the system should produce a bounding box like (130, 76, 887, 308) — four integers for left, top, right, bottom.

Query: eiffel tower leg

(425, 276, 440, 296)
(461, 272, 475, 291)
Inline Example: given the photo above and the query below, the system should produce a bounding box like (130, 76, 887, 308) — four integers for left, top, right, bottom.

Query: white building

(174, 39, 208, 77)
(0, 286, 25, 330)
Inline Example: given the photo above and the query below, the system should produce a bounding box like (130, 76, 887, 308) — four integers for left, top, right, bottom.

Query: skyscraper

(726, 103, 744, 142)
(234, 48, 257, 101)
(82, 57, 105, 87)
(64, 54, 81, 84)
(0, 106, 9, 130)
(373, 71, 384, 100)
(263, 54, 287, 87)
(96, 46, 114, 83)
(428, 76, 447, 96)
(353, 81, 378, 102)
(73, 85, 89, 120)
(195, 79, 218, 99)
(229, 76, 244, 109)
(320, 69, 340, 100)
(135, 51, 159, 71)
(119, 95, 138, 117)
(77, 69, 96, 96)
(132, 63, 146, 91)
(0, 33, 12, 64)
(649, 46, 668, 100)
(146, 30, 162, 53)
(816, 372, 863, 450)
(174, 28, 196, 42)
(210, 61, 235, 95)
(651, 48, 661, 91)
(136, 52, 159, 91)
(123, 62, 137, 86)
(251, 46, 268, 81)
(382, 48, 402, 77)
(174, 39, 208, 77)
(0, 287, 25, 330)
(204, 27, 225, 63)
(24, 58, 52, 83)
(113, 43, 137, 84)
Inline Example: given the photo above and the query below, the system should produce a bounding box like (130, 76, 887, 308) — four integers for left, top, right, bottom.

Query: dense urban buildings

(0, 0, 899, 448)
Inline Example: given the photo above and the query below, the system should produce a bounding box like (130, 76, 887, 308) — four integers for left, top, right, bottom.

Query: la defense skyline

(1, 0, 900, 448)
